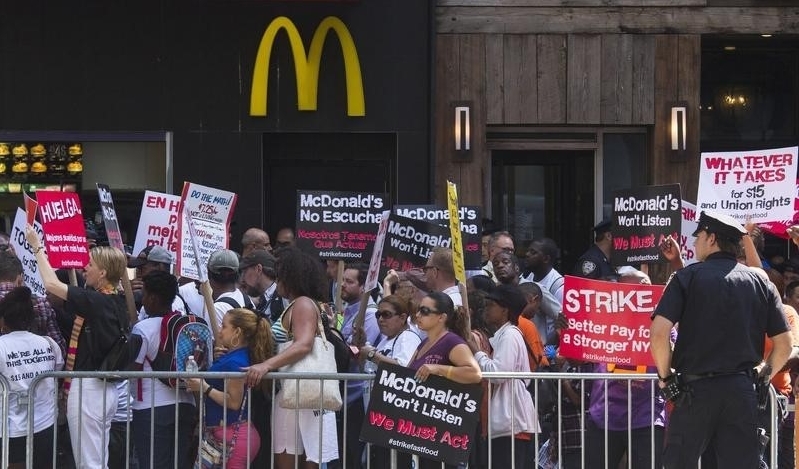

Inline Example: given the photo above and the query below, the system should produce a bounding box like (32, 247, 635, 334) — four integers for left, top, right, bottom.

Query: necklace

(414, 330, 446, 359)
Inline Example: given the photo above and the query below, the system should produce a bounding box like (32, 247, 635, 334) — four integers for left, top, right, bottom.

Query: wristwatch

(367, 350, 377, 361)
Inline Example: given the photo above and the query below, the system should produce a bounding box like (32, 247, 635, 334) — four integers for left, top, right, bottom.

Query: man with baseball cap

(207, 249, 245, 330)
(128, 245, 186, 316)
(651, 210, 792, 468)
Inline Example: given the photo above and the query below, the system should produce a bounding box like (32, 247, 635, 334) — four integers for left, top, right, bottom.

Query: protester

(0, 286, 64, 469)
(423, 248, 463, 306)
(522, 237, 564, 304)
(243, 246, 339, 469)
(465, 290, 492, 469)
(187, 307, 274, 469)
(470, 284, 539, 469)
(26, 225, 130, 469)
(240, 227, 272, 256)
(275, 227, 296, 249)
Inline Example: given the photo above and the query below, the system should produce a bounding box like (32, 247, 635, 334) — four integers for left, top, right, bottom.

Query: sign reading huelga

(394, 205, 481, 270)
(296, 190, 387, 260)
(610, 184, 682, 266)
(360, 362, 482, 466)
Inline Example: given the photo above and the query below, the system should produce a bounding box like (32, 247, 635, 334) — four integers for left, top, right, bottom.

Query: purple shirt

(408, 331, 466, 370)
(588, 363, 666, 431)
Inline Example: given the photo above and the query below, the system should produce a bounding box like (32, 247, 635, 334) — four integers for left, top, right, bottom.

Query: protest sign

(394, 205, 481, 270)
(360, 362, 482, 466)
(176, 182, 237, 280)
(296, 190, 387, 261)
(382, 213, 453, 274)
(446, 182, 466, 284)
(11, 208, 46, 297)
(680, 200, 698, 266)
(35, 191, 89, 269)
(757, 177, 799, 240)
(611, 184, 681, 266)
(96, 184, 124, 251)
(24, 191, 37, 226)
(558, 276, 664, 367)
(364, 210, 391, 292)
(132, 191, 182, 257)
(697, 146, 798, 224)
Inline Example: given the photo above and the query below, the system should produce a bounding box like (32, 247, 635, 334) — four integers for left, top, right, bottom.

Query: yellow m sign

(250, 16, 365, 117)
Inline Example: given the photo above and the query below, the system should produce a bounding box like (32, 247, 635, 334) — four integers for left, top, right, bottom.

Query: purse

(199, 390, 248, 469)
(278, 303, 343, 411)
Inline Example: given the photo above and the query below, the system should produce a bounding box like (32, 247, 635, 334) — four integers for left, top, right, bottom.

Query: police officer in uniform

(650, 210, 792, 468)
(573, 219, 617, 280)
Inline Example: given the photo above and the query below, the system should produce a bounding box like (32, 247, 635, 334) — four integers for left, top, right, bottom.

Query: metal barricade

(0, 374, 11, 469)
(18, 369, 783, 469)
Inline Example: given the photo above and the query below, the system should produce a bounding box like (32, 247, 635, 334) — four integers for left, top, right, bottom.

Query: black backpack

(320, 312, 352, 375)
(97, 296, 141, 374)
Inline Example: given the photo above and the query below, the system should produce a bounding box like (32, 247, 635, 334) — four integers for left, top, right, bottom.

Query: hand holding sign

(787, 225, 799, 248)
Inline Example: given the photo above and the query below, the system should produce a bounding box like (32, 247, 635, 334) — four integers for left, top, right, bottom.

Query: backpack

(149, 312, 214, 387)
(320, 312, 352, 375)
(97, 295, 142, 374)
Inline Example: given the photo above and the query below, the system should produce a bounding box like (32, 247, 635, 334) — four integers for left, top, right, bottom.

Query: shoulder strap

(175, 292, 191, 314)
(512, 325, 543, 367)
(215, 296, 242, 309)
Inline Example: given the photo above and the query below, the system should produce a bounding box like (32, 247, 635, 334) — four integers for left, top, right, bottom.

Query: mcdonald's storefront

(0, 1, 433, 246)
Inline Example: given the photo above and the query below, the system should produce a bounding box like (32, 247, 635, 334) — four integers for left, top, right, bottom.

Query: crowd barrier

(9, 370, 783, 469)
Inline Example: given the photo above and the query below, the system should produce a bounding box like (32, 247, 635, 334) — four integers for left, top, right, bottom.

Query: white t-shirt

(442, 284, 463, 307)
(131, 317, 195, 410)
(374, 329, 421, 367)
(0, 331, 64, 436)
(179, 282, 206, 321)
(213, 290, 247, 331)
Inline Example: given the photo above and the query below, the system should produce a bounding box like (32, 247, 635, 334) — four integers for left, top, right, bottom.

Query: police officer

(573, 219, 617, 280)
(650, 210, 792, 468)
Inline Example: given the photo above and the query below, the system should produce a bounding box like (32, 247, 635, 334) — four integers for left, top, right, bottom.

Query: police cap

(593, 219, 612, 235)
(691, 210, 747, 241)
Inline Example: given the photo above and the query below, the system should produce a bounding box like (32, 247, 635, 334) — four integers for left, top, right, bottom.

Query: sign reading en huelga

(610, 184, 682, 266)
(360, 362, 482, 466)
(296, 190, 387, 261)
(394, 205, 481, 270)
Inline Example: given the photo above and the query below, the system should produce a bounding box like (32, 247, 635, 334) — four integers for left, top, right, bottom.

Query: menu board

(0, 142, 83, 192)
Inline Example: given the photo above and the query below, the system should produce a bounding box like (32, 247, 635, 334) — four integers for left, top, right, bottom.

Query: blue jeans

(132, 403, 196, 469)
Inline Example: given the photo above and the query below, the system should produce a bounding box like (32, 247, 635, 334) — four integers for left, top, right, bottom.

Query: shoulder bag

(199, 391, 248, 469)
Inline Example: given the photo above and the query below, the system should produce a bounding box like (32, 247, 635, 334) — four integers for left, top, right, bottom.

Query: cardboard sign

(11, 208, 46, 297)
(559, 276, 664, 367)
(35, 191, 89, 269)
(611, 184, 681, 266)
(360, 362, 482, 466)
(680, 200, 698, 266)
(132, 191, 182, 257)
(364, 210, 391, 292)
(176, 182, 237, 281)
(382, 213, 453, 274)
(446, 182, 466, 283)
(395, 205, 481, 270)
(96, 184, 124, 251)
(697, 146, 798, 224)
(296, 190, 387, 261)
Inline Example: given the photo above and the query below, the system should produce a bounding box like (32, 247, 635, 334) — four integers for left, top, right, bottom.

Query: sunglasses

(375, 310, 402, 320)
(417, 306, 440, 316)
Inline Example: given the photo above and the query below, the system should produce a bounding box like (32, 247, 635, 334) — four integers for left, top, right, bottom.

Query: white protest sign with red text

(11, 208, 46, 297)
(559, 276, 664, 367)
(176, 182, 237, 281)
(697, 146, 798, 224)
(364, 210, 391, 292)
(132, 191, 182, 257)
(680, 200, 698, 266)
(35, 191, 89, 269)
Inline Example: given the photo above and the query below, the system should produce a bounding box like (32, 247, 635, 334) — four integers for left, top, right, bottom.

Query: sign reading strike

(132, 191, 182, 257)
(296, 190, 387, 260)
(35, 191, 89, 269)
(361, 362, 482, 465)
(176, 183, 237, 281)
(382, 213, 453, 274)
(395, 205, 481, 270)
(611, 184, 681, 266)
(697, 146, 798, 223)
(96, 184, 124, 251)
(11, 208, 46, 297)
(559, 276, 664, 367)
(680, 200, 698, 266)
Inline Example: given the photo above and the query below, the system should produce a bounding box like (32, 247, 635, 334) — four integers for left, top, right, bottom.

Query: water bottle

(185, 355, 198, 374)
(363, 343, 378, 407)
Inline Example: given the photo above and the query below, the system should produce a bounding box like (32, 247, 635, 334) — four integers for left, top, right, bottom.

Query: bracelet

(204, 385, 213, 397)
(34, 246, 44, 254)
(446, 366, 453, 379)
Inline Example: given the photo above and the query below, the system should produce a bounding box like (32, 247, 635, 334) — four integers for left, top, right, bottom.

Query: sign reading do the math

(35, 191, 89, 269)
(611, 184, 681, 266)
(559, 276, 664, 367)
(296, 190, 387, 261)
(697, 146, 798, 224)
(360, 362, 482, 466)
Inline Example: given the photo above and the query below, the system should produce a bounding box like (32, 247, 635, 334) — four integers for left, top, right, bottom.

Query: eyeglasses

(375, 310, 401, 320)
(422, 266, 437, 273)
(417, 306, 440, 316)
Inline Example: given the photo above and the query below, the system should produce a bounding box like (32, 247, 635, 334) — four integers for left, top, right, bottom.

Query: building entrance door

(491, 150, 595, 274)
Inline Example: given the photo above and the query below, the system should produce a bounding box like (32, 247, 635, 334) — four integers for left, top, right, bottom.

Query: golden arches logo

(250, 16, 365, 117)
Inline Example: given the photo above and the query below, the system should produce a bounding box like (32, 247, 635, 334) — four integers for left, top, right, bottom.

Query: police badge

(581, 260, 597, 275)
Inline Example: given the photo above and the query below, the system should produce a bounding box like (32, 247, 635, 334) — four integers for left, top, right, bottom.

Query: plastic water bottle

(363, 343, 378, 407)
(185, 355, 198, 374)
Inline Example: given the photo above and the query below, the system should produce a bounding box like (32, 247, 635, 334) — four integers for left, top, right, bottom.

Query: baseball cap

(128, 245, 173, 268)
(691, 210, 747, 241)
(239, 249, 276, 271)
(484, 284, 527, 316)
(207, 249, 240, 274)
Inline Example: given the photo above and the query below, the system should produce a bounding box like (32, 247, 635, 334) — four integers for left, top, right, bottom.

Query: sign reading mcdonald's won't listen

(250, 16, 365, 117)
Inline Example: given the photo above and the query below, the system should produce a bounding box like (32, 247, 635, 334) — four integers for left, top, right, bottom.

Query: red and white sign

(364, 210, 391, 292)
(132, 191, 182, 257)
(11, 208, 46, 297)
(559, 276, 664, 367)
(680, 200, 698, 266)
(35, 191, 89, 269)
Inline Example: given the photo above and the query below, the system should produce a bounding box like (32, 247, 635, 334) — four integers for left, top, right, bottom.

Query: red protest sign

(23, 191, 37, 226)
(35, 191, 89, 269)
(558, 276, 664, 367)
